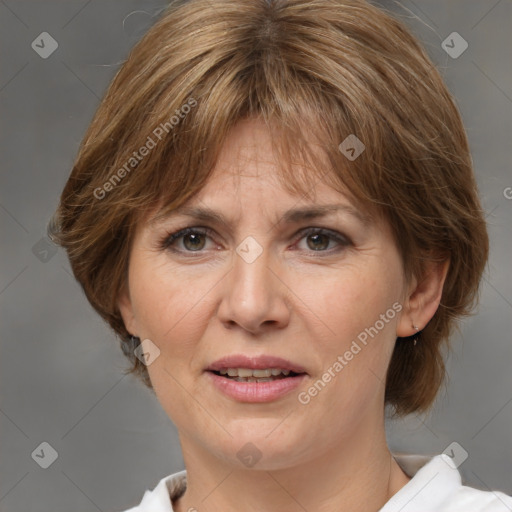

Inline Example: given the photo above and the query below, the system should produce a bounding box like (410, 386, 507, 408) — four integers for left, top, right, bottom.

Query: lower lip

(206, 371, 307, 402)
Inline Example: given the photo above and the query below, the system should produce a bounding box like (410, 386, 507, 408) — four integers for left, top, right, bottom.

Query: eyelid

(159, 226, 217, 251)
(293, 226, 352, 250)
(159, 224, 353, 257)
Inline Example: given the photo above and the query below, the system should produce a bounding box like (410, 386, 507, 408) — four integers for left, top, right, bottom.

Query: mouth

(205, 355, 308, 402)
(209, 367, 305, 383)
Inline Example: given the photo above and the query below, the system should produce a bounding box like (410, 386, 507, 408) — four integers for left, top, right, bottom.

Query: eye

(294, 228, 351, 253)
(160, 226, 352, 256)
(160, 227, 216, 253)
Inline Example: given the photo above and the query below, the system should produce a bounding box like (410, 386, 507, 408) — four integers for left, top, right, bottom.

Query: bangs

(145, 112, 376, 226)
(113, 95, 383, 233)
(93, 0, 394, 225)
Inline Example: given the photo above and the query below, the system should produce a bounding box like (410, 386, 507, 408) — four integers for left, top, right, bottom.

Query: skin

(119, 118, 449, 512)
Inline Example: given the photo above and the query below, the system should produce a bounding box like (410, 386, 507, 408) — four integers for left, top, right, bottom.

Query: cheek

(300, 253, 404, 406)
(127, 257, 216, 419)
(310, 265, 401, 345)
(128, 256, 218, 357)
(293, 267, 402, 433)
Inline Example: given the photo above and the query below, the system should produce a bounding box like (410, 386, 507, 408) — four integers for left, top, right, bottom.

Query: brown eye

(306, 233, 330, 251)
(161, 227, 214, 253)
(296, 228, 351, 254)
(182, 232, 206, 251)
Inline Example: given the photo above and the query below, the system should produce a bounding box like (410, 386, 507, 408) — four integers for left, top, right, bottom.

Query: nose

(216, 241, 291, 335)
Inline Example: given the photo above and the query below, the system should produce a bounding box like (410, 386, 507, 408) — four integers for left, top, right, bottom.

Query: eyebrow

(152, 203, 371, 229)
(279, 204, 370, 226)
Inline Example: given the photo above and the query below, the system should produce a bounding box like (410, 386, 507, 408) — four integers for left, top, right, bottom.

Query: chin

(207, 424, 310, 470)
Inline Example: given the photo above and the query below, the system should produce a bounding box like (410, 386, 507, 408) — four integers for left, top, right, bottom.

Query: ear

(117, 287, 138, 337)
(397, 258, 450, 337)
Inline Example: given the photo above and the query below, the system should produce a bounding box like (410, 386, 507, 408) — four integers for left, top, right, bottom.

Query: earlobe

(396, 258, 450, 338)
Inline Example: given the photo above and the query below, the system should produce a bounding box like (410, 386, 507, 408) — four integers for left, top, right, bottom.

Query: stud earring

(412, 324, 419, 346)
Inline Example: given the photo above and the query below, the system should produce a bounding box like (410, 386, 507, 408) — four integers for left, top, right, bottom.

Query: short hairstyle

(49, 0, 489, 416)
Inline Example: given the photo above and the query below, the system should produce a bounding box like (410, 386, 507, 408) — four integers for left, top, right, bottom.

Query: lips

(205, 354, 308, 402)
(206, 354, 307, 374)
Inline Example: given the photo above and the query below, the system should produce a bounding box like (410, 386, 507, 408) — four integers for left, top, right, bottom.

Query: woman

(49, 0, 512, 510)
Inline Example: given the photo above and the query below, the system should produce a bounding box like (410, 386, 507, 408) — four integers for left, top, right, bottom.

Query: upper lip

(206, 354, 308, 374)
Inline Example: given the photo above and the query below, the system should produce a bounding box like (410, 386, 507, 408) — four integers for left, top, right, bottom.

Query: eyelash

(159, 226, 352, 257)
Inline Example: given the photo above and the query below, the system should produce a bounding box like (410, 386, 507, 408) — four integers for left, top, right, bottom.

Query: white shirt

(122, 453, 512, 511)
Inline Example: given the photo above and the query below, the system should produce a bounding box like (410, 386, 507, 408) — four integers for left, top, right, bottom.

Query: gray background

(0, 1, 511, 511)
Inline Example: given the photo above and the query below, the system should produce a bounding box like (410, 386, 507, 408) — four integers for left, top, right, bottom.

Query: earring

(412, 324, 419, 346)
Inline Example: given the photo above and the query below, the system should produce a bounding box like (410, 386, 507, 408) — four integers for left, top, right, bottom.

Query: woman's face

(119, 118, 412, 470)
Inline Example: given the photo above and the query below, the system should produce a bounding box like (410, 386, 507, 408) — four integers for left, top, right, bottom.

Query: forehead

(190, 164, 346, 215)
(146, 116, 380, 228)
(193, 117, 342, 201)
(149, 132, 373, 230)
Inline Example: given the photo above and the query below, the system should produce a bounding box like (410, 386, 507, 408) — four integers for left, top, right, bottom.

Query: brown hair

(49, 0, 489, 415)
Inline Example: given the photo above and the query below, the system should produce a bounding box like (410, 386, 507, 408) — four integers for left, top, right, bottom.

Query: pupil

(307, 234, 328, 251)
(184, 233, 204, 251)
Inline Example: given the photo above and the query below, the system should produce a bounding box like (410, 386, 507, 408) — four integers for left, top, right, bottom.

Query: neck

(173, 419, 411, 512)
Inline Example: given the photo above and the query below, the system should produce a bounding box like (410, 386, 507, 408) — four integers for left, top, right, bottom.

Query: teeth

(252, 369, 272, 378)
(232, 376, 281, 383)
(217, 368, 295, 378)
